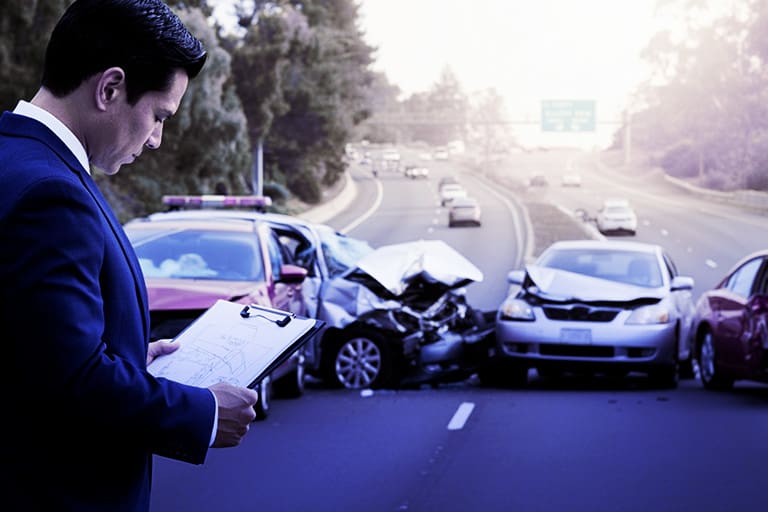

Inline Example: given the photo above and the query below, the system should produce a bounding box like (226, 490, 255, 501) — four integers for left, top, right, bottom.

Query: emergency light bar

(162, 195, 272, 211)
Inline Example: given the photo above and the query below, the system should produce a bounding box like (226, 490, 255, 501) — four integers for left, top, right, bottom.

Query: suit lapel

(81, 173, 151, 340)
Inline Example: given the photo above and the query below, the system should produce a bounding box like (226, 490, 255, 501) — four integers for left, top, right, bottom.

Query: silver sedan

(481, 240, 696, 388)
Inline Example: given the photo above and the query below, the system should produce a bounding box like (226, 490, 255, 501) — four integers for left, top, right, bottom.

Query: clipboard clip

(239, 305, 293, 327)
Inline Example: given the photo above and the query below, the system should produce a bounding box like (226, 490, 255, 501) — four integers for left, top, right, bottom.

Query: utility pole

(624, 110, 632, 165)
(253, 138, 264, 196)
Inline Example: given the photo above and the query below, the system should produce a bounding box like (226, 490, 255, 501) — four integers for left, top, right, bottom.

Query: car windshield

(605, 206, 633, 215)
(538, 248, 663, 288)
(314, 225, 374, 278)
(128, 227, 265, 282)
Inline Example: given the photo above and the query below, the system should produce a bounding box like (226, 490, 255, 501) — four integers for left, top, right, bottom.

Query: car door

(715, 257, 764, 371)
(261, 225, 306, 316)
(742, 257, 768, 376)
(664, 252, 695, 359)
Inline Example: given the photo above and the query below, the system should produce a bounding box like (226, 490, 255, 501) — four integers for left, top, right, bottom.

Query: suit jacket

(0, 111, 216, 511)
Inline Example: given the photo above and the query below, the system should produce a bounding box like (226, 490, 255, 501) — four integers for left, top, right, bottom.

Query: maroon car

(691, 249, 768, 389)
(124, 214, 309, 419)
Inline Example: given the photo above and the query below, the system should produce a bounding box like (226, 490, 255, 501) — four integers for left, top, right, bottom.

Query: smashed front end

(316, 240, 496, 386)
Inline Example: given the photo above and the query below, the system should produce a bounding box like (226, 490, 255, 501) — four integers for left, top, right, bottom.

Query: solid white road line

(447, 402, 475, 431)
(340, 177, 384, 234)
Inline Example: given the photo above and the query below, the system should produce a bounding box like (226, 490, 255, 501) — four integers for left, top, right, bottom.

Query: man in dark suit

(0, 1, 259, 510)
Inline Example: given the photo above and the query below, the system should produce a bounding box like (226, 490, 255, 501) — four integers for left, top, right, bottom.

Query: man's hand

(209, 382, 259, 447)
(146, 339, 179, 365)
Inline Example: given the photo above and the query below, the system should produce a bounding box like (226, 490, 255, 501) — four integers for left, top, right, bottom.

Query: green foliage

(632, 0, 768, 191)
(0, 0, 69, 111)
(659, 144, 701, 179)
(230, 0, 376, 198)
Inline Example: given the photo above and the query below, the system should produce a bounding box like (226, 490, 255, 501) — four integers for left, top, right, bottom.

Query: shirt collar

(13, 100, 91, 175)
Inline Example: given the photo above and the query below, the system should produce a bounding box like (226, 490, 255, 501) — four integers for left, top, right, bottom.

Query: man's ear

(95, 67, 126, 111)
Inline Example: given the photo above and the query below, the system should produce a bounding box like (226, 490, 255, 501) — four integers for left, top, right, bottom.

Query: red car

(690, 249, 768, 389)
(124, 214, 308, 418)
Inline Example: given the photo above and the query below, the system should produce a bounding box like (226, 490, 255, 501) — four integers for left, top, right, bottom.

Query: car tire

(273, 360, 305, 399)
(253, 374, 272, 421)
(698, 330, 734, 390)
(324, 328, 393, 389)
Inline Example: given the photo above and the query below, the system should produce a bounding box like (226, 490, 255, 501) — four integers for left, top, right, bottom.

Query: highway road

(150, 148, 767, 512)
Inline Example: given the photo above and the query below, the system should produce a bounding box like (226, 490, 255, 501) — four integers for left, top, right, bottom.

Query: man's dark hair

(41, 0, 207, 105)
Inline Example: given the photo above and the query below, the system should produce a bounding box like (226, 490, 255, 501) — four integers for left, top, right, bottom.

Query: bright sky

(357, 0, 668, 147)
(210, 0, 700, 148)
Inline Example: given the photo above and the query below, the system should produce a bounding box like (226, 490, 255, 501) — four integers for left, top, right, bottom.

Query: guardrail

(663, 173, 768, 213)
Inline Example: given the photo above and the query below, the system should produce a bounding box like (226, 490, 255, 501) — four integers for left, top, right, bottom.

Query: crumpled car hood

(524, 265, 665, 302)
(355, 239, 483, 296)
(316, 239, 483, 327)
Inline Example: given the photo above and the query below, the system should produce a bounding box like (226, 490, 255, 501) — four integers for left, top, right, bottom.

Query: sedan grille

(542, 305, 618, 322)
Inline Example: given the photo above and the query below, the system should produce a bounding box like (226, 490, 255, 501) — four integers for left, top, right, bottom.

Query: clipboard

(147, 299, 324, 389)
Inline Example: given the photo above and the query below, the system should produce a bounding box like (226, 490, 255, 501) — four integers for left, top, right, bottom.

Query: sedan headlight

(626, 303, 671, 325)
(499, 299, 535, 321)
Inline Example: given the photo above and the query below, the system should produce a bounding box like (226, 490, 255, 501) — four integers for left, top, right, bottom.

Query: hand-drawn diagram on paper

(148, 322, 266, 387)
(147, 299, 317, 388)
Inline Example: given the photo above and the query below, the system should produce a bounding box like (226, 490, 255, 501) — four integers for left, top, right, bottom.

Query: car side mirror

(279, 264, 308, 284)
(507, 270, 525, 285)
(670, 276, 694, 291)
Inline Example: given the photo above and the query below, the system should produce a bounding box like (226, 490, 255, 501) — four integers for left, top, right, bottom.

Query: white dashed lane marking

(447, 402, 475, 431)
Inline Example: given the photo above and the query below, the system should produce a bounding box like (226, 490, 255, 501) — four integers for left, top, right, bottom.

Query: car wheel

(273, 359, 305, 399)
(253, 374, 272, 421)
(698, 330, 734, 390)
(325, 329, 392, 389)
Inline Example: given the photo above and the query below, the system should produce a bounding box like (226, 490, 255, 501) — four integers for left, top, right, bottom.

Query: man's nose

(145, 126, 162, 150)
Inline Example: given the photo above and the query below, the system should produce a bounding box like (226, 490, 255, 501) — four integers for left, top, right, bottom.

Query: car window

(315, 226, 373, 278)
(265, 230, 286, 279)
(130, 228, 265, 281)
(663, 253, 678, 280)
(274, 229, 318, 277)
(756, 258, 768, 295)
(725, 257, 763, 298)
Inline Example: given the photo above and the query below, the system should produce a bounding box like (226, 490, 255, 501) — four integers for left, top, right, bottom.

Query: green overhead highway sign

(541, 100, 596, 132)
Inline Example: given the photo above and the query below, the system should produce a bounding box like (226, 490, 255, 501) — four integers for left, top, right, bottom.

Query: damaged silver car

(314, 239, 495, 389)
(482, 240, 695, 388)
(259, 214, 494, 389)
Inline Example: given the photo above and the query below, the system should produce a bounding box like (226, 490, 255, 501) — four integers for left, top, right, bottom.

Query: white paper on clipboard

(147, 299, 321, 388)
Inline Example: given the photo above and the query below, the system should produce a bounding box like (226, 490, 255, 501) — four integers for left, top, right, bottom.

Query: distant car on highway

(596, 198, 638, 235)
(440, 183, 468, 206)
(689, 249, 768, 389)
(404, 165, 429, 179)
(433, 147, 449, 160)
(448, 197, 482, 227)
(561, 173, 582, 187)
(529, 174, 548, 187)
(482, 239, 696, 389)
